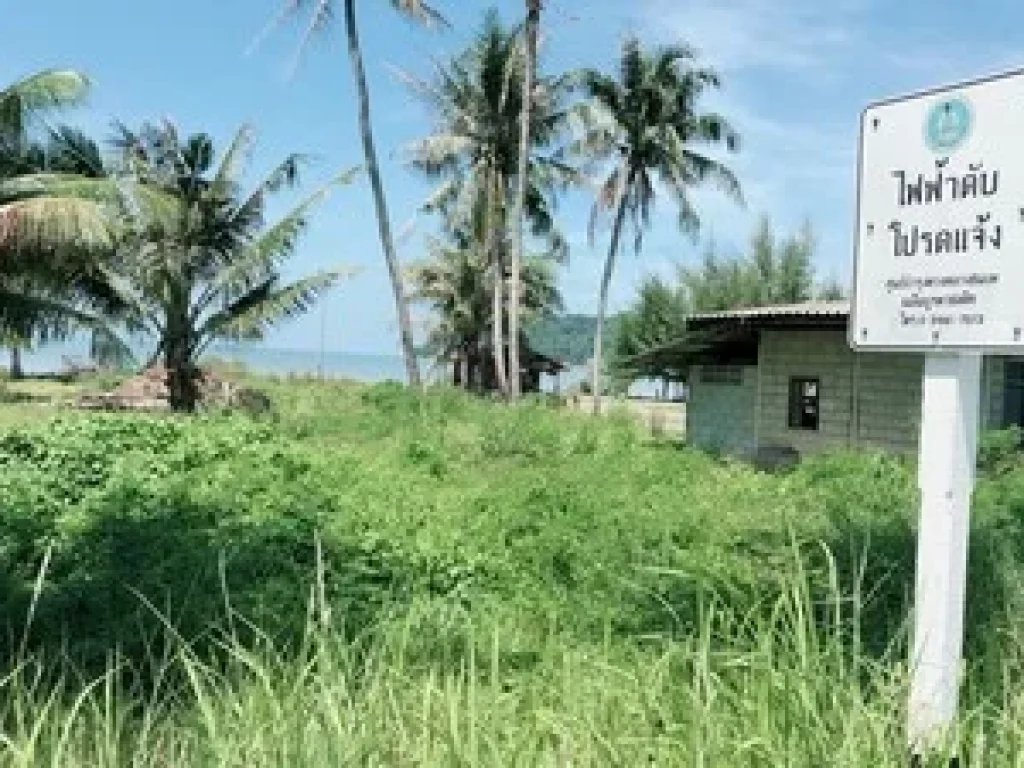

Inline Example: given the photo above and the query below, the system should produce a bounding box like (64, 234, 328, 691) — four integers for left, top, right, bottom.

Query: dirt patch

(75, 365, 247, 412)
(567, 395, 686, 438)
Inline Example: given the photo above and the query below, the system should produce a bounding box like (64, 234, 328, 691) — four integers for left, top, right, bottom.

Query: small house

(640, 301, 1024, 458)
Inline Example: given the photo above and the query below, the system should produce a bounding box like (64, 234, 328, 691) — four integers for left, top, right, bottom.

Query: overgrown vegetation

(2, 382, 1024, 763)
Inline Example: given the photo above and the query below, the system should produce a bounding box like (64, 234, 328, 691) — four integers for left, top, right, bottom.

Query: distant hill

(527, 314, 602, 366)
(416, 314, 618, 367)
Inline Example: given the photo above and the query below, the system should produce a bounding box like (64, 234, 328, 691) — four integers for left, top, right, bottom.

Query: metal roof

(686, 300, 851, 323)
(620, 300, 853, 369)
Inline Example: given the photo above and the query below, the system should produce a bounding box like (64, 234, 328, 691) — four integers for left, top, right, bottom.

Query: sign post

(908, 351, 979, 756)
(851, 68, 1024, 761)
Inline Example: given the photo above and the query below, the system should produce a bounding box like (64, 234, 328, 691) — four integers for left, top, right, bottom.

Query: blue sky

(4, 0, 1023, 355)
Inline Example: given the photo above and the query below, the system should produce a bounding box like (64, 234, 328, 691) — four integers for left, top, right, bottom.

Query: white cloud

(564, 0, 1024, 312)
(641, 0, 867, 76)
(629, 0, 878, 282)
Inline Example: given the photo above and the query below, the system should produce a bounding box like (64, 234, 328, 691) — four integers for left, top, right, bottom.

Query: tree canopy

(100, 121, 353, 409)
(571, 36, 742, 411)
(611, 216, 847, 383)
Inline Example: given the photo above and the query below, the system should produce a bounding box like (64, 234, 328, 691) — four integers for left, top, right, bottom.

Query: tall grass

(4, 558, 1024, 766)
(3, 381, 1024, 764)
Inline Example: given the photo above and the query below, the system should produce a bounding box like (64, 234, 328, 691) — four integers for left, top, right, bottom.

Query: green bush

(4, 380, 1024, 763)
(979, 426, 1024, 474)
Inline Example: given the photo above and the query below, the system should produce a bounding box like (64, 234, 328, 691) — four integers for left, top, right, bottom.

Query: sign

(848, 69, 1024, 762)
(851, 69, 1024, 351)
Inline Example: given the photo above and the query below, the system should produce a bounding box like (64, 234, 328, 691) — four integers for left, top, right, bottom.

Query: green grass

(2, 379, 1024, 765)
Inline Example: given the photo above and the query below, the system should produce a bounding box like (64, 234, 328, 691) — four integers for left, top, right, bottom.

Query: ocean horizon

(8, 341, 579, 392)
(11, 341, 432, 383)
(8, 342, 673, 396)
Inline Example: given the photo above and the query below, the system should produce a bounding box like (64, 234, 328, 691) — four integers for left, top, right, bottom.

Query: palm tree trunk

(164, 300, 197, 412)
(508, 0, 541, 401)
(487, 166, 509, 397)
(166, 341, 196, 412)
(344, 0, 421, 388)
(459, 349, 469, 390)
(491, 258, 507, 396)
(9, 346, 24, 380)
(592, 181, 632, 415)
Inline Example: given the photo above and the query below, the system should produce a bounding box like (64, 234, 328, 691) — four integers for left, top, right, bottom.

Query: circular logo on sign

(924, 96, 972, 153)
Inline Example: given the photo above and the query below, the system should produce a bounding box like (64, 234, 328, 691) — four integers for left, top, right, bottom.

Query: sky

(3, 0, 1024, 356)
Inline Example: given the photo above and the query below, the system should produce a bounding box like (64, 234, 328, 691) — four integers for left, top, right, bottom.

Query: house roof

(687, 300, 851, 323)
(621, 300, 851, 374)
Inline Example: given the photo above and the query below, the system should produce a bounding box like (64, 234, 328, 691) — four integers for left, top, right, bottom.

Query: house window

(700, 365, 744, 385)
(1004, 361, 1024, 428)
(788, 377, 820, 431)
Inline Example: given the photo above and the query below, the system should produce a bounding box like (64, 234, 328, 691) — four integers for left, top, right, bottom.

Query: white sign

(852, 69, 1024, 351)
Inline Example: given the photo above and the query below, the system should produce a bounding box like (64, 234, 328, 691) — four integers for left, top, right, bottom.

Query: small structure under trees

(446, 332, 566, 394)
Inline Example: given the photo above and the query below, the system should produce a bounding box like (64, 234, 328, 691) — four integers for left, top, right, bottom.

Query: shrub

(3, 379, 1024, 763)
(978, 426, 1024, 475)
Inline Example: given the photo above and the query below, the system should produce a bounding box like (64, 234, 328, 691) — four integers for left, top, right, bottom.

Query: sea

(10, 340, 670, 397)
(14, 340, 425, 382)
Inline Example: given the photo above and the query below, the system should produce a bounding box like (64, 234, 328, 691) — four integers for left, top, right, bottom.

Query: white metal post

(909, 352, 981, 757)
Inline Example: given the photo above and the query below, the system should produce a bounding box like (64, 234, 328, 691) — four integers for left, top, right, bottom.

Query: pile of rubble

(76, 365, 261, 411)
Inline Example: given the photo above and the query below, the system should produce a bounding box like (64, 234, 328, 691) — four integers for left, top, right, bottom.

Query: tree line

(612, 215, 847, 388)
(3, 2, 789, 413)
(515, 216, 846, 388)
(395, 9, 741, 411)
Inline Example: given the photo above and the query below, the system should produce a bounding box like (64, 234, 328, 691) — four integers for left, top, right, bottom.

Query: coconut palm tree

(573, 37, 742, 413)
(408, 232, 562, 392)
(272, 0, 448, 389)
(403, 10, 572, 396)
(105, 121, 354, 411)
(0, 74, 129, 374)
(0, 70, 113, 257)
(508, 0, 542, 399)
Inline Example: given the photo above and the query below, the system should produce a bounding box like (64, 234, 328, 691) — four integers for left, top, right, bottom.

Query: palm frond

(88, 325, 137, 369)
(89, 263, 163, 336)
(419, 176, 462, 215)
(198, 268, 346, 347)
(447, 157, 490, 235)
(46, 125, 106, 176)
(389, 0, 449, 28)
(243, 165, 357, 275)
(659, 166, 702, 238)
(264, 0, 446, 75)
(633, 167, 655, 252)
(0, 172, 124, 204)
(693, 113, 741, 151)
(0, 69, 90, 139)
(211, 124, 255, 198)
(2, 173, 180, 241)
(225, 149, 316, 233)
(653, 44, 697, 79)
(679, 148, 743, 205)
(0, 287, 127, 350)
(0, 196, 113, 253)
(405, 133, 474, 175)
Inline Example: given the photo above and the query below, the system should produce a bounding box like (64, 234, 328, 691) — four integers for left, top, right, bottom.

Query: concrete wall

(756, 329, 925, 455)
(757, 330, 853, 454)
(686, 364, 757, 456)
(850, 351, 923, 454)
(690, 332, 1024, 459)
